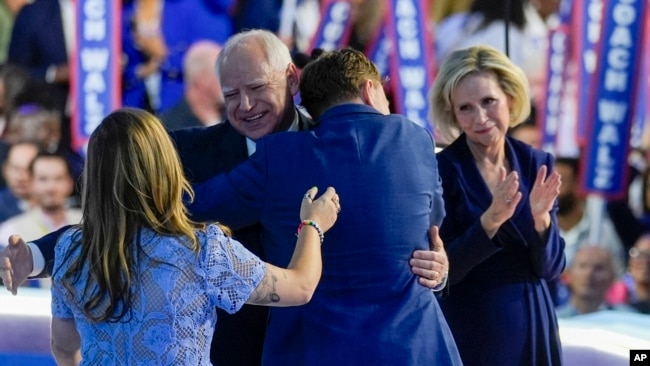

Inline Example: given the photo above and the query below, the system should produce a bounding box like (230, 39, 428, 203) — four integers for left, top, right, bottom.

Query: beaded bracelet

(296, 219, 324, 244)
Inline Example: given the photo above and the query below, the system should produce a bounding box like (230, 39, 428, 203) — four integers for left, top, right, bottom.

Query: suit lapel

(219, 122, 250, 168)
(502, 137, 536, 245)
(444, 135, 493, 210)
(442, 135, 540, 246)
(503, 136, 529, 219)
(296, 110, 316, 131)
(445, 135, 530, 215)
(215, 110, 312, 172)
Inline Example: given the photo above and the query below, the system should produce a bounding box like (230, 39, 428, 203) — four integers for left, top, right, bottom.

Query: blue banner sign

(72, 0, 122, 154)
(540, 0, 574, 155)
(629, 7, 649, 148)
(309, 0, 353, 52)
(576, 0, 604, 144)
(385, 0, 435, 132)
(581, 0, 648, 197)
(365, 22, 391, 79)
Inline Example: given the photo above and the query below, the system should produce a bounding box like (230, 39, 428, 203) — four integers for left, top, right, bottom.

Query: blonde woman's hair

(60, 107, 200, 323)
(429, 45, 531, 142)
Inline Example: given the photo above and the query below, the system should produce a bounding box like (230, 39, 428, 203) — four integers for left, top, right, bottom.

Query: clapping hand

(481, 167, 522, 237)
(529, 165, 561, 232)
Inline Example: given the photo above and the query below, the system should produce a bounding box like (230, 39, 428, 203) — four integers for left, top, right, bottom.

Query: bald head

(568, 245, 616, 301)
(183, 40, 222, 84)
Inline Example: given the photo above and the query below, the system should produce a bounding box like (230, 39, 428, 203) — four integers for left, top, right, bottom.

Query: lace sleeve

(51, 229, 76, 319)
(51, 282, 74, 318)
(203, 224, 266, 314)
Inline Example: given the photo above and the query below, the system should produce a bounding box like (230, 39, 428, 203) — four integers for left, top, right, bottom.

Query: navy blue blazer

(8, 0, 67, 80)
(436, 134, 565, 365)
(437, 134, 566, 285)
(189, 104, 461, 365)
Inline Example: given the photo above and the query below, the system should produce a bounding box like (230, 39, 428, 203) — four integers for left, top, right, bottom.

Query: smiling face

(451, 71, 512, 149)
(219, 40, 299, 140)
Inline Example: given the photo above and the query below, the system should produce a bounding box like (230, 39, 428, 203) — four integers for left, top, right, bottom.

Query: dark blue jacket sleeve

(32, 226, 71, 278)
(187, 143, 267, 227)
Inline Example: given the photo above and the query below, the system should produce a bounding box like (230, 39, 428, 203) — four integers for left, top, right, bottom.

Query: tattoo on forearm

(251, 271, 281, 304)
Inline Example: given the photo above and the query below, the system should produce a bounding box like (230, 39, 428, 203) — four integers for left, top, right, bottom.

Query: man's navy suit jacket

(188, 104, 461, 365)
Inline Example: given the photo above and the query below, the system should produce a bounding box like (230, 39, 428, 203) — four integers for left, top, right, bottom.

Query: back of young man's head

(299, 48, 382, 120)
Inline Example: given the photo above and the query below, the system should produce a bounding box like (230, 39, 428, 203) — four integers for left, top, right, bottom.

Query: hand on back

(300, 187, 340, 233)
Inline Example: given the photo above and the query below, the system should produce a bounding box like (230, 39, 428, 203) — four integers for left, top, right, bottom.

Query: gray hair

(216, 29, 292, 77)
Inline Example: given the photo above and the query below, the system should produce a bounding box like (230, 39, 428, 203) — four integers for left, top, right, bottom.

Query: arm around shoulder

(34, 226, 72, 277)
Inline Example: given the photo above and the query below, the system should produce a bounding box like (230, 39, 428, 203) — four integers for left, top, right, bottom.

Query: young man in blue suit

(1, 30, 450, 365)
(189, 47, 461, 365)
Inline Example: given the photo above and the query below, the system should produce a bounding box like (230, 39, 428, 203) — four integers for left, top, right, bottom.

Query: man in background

(556, 245, 635, 317)
(0, 142, 38, 223)
(160, 40, 224, 130)
(0, 152, 80, 249)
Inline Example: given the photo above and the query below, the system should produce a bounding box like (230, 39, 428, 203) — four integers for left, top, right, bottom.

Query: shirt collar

(246, 110, 299, 156)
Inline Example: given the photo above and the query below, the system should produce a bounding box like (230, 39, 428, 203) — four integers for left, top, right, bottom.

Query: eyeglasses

(629, 247, 650, 260)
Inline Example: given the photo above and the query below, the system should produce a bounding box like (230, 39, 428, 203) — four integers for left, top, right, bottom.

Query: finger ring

(304, 193, 313, 201)
(505, 197, 512, 203)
